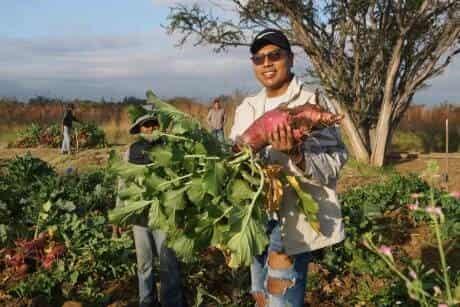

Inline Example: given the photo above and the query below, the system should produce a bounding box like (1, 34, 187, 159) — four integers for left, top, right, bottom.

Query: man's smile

(262, 70, 276, 79)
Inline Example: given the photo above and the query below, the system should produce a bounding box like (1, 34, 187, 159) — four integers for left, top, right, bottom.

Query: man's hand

(268, 123, 294, 152)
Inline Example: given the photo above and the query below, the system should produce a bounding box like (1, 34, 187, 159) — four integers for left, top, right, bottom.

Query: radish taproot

(235, 103, 343, 152)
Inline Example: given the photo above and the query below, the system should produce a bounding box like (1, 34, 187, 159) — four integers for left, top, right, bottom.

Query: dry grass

(396, 104, 460, 152)
(2, 98, 457, 153)
(0, 97, 242, 146)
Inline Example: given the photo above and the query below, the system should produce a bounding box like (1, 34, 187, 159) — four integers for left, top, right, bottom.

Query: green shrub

(391, 131, 425, 152)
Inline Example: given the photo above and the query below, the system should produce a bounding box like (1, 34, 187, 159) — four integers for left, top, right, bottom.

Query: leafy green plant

(110, 91, 269, 268)
(13, 123, 43, 147)
(10, 122, 106, 149)
(365, 161, 460, 306)
(1, 155, 134, 303)
(110, 91, 326, 269)
(322, 174, 430, 275)
(74, 122, 106, 148)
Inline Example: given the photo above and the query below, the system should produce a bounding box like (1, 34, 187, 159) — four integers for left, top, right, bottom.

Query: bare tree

(166, 0, 459, 166)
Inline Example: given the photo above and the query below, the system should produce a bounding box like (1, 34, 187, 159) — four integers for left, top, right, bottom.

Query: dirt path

(0, 146, 127, 174)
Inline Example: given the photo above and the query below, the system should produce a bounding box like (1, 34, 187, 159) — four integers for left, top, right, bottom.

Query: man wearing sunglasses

(230, 29, 348, 307)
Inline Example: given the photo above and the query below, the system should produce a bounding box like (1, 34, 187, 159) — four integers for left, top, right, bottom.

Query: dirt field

(1, 147, 459, 192)
(392, 154, 460, 191)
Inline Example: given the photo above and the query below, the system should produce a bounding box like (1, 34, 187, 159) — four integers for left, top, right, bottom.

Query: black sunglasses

(251, 49, 286, 66)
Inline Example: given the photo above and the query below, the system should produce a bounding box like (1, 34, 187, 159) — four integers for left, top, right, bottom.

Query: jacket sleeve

(301, 127, 348, 187)
(229, 100, 246, 142)
(301, 90, 348, 187)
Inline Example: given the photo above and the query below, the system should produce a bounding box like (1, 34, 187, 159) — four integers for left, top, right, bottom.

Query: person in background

(230, 28, 348, 307)
(116, 113, 187, 307)
(207, 98, 225, 142)
(61, 104, 80, 154)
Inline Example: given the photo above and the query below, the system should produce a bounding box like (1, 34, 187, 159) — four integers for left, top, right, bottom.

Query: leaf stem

(157, 132, 193, 142)
(242, 162, 265, 228)
(158, 173, 193, 188)
(184, 154, 220, 160)
(228, 151, 250, 165)
(433, 215, 453, 303)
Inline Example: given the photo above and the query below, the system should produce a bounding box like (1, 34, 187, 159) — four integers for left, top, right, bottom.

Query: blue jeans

(212, 129, 224, 143)
(133, 225, 186, 307)
(61, 126, 71, 153)
(251, 221, 312, 307)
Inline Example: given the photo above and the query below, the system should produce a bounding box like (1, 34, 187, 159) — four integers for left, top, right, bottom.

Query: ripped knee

(266, 251, 295, 295)
(267, 277, 294, 295)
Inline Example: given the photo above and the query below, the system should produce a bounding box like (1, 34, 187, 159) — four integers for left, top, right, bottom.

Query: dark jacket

(62, 110, 78, 128)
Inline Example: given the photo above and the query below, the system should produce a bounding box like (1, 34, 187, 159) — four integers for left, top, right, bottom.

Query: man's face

(213, 101, 220, 109)
(252, 44, 293, 92)
(139, 120, 158, 134)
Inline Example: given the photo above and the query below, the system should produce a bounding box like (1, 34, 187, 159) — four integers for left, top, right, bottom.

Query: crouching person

(116, 113, 187, 307)
(230, 29, 348, 307)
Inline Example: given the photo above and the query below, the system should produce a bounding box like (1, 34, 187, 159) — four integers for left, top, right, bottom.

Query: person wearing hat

(116, 113, 187, 307)
(229, 29, 348, 307)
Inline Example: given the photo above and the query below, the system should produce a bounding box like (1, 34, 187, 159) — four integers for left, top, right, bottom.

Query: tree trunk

(329, 98, 370, 163)
(370, 102, 392, 166)
(369, 127, 377, 154)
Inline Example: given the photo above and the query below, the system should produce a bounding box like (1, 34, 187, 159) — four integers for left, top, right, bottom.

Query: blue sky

(0, 0, 458, 104)
(0, 0, 167, 37)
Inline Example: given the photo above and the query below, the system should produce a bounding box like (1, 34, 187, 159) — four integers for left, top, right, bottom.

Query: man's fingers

(268, 129, 274, 144)
(278, 124, 286, 145)
(285, 124, 293, 148)
(270, 126, 279, 144)
(285, 123, 292, 140)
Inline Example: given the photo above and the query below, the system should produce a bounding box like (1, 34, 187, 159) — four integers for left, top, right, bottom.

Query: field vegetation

(0, 152, 458, 306)
(1, 97, 459, 154)
(0, 98, 459, 306)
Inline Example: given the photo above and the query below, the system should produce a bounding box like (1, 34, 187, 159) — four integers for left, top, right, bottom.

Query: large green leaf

(148, 198, 168, 230)
(193, 142, 207, 155)
(194, 212, 214, 249)
(108, 199, 152, 225)
(286, 176, 320, 233)
(168, 233, 195, 261)
(111, 159, 146, 178)
(149, 146, 173, 167)
(144, 172, 168, 192)
(146, 90, 200, 133)
(202, 161, 226, 197)
(162, 186, 188, 214)
(211, 224, 230, 246)
(170, 120, 197, 135)
(187, 178, 206, 205)
(118, 183, 144, 200)
(226, 217, 268, 268)
(228, 179, 255, 205)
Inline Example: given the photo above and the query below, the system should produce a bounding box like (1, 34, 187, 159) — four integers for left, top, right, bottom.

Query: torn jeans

(251, 220, 312, 307)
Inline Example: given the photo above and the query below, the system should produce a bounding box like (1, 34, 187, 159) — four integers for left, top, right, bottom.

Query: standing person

(207, 98, 225, 142)
(61, 104, 80, 154)
(229, 29, 348, 307)
(116, 114, 187, 307)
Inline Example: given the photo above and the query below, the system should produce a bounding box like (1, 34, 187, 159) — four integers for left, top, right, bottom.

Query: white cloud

(0, 30, 257, 100)
(0, 28, 458, 104)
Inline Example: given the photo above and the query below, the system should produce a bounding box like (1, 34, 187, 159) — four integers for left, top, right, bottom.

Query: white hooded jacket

(230, 76, 348, 255)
